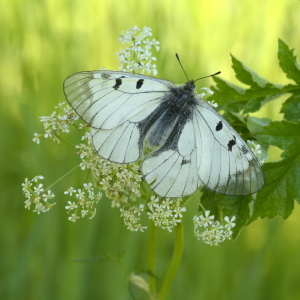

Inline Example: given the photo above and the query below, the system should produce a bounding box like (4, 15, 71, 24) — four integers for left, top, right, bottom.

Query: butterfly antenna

(176, 53, 190, 81)
(194, 71, 221, 82)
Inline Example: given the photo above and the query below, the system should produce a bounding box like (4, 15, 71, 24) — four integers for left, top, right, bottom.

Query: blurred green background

(1, 0, 300, 299)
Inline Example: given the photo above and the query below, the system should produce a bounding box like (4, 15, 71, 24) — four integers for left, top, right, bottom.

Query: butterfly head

(180, 80, 196, 93)
(186, 80, 196, 89)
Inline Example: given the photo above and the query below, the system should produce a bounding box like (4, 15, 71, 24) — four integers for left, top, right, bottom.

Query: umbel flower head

(116, 26, 160, 75)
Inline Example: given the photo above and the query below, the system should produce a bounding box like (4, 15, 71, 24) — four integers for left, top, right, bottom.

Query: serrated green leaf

(249, 159, 297, 221)
(210, 60, 284, 114)
(249, 120, 300, 221)
(242, 97, 262, 113)
(247, 116, 271, 134)
(278, 39, 300, 85)
(256, 120, 300, 151)
(231, 54, 271, 88)
(280, 94, 300, 120)
(224, 111, 246, 124)
(208, 77, 248, 112)
(218, 100, 248, 113)
(210, 77, 245, 103)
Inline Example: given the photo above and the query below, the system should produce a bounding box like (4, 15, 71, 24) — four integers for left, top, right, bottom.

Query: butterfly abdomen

(140, 86, 195, 149)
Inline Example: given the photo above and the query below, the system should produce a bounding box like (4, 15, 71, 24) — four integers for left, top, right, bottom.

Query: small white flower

(81, 210, 89, 217)
(33, 175, 44, 182)
(43, 190, 55, 200)
(33, 133, 42, 144)
(68, 214, 80, 222)
(22, 178, 32, 190)
(75, 189, 85, 200)
(64, 187, 77, 196)
(65, 201, 78, 210)
(83, 183, 93, 190)
(33, 184, 44, 194)
(148, 196, 159, 209)
(173, 206, 186, 218)
(224, 216, 236, 229)
(201, 87, 214, 95)
(247, 140, 265, 164)
(207, 100, 218, 108)
(199, 210, 215, 227)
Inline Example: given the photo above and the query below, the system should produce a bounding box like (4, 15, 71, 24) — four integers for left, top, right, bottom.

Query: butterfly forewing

(64, 71, 174, 130)
(63, 70, 264, 197)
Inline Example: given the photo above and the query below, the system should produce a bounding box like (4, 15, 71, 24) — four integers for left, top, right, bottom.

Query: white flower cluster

(64, 183, 102, 222)
(116, 26, 160, 76)
(247, 140, 266, 164)
(76, 132, 142, 208)
(33, 102, 80, 144)
(120, 204, 147, 232)
(147, 196, 186, 232)
(193, 211, 236, 246)
(22, 176, 56, 214)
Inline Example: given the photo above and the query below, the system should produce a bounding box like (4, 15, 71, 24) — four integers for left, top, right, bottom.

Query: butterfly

(63, 68, 264, 198)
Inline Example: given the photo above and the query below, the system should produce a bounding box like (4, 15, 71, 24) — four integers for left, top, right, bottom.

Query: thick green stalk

(148, 220, 157, 295)
(158, 221, 184, 300)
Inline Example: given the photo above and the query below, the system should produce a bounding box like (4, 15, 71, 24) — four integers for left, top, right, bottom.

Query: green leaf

(210, 56, 285, 114)
(278, 39, 300, 85)
(280, 94, 300, 120)
(209, 77, 246, 109)
(256, 120, 300, 152)
(249, 121, 300, 221)
(249, 159, 296, 220)
(242, 97, 262, 113)
(231, 54, 271, 88)
(247, 115, 271, 135)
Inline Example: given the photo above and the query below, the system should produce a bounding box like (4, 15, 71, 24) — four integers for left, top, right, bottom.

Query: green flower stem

(53, 132, 76, 147)
(45, 165, 80, 191)
(148, 220, 157, 295)
(158, 221, 184, 300)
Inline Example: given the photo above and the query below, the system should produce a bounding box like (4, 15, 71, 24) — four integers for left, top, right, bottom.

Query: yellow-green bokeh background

(2, 0, 300, 299)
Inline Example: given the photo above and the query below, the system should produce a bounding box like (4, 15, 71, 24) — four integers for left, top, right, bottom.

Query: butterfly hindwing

(193, 99, 264, 195)
(142, 99, 264, 197)
(91, 122, 141, 163)
(142, 116, 204, 198)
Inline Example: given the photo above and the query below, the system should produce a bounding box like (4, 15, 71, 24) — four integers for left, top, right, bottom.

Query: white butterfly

(63, 70, 264, 198)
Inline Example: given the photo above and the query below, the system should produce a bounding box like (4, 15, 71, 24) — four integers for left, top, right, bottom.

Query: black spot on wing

(216, 121, 223, 131)
(181, 159, 190, 165)
(136, 79, 144, 89)
(227, 135, 236, 151)
(113, 78, 122, 90)
(241, 145, 249, 154)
